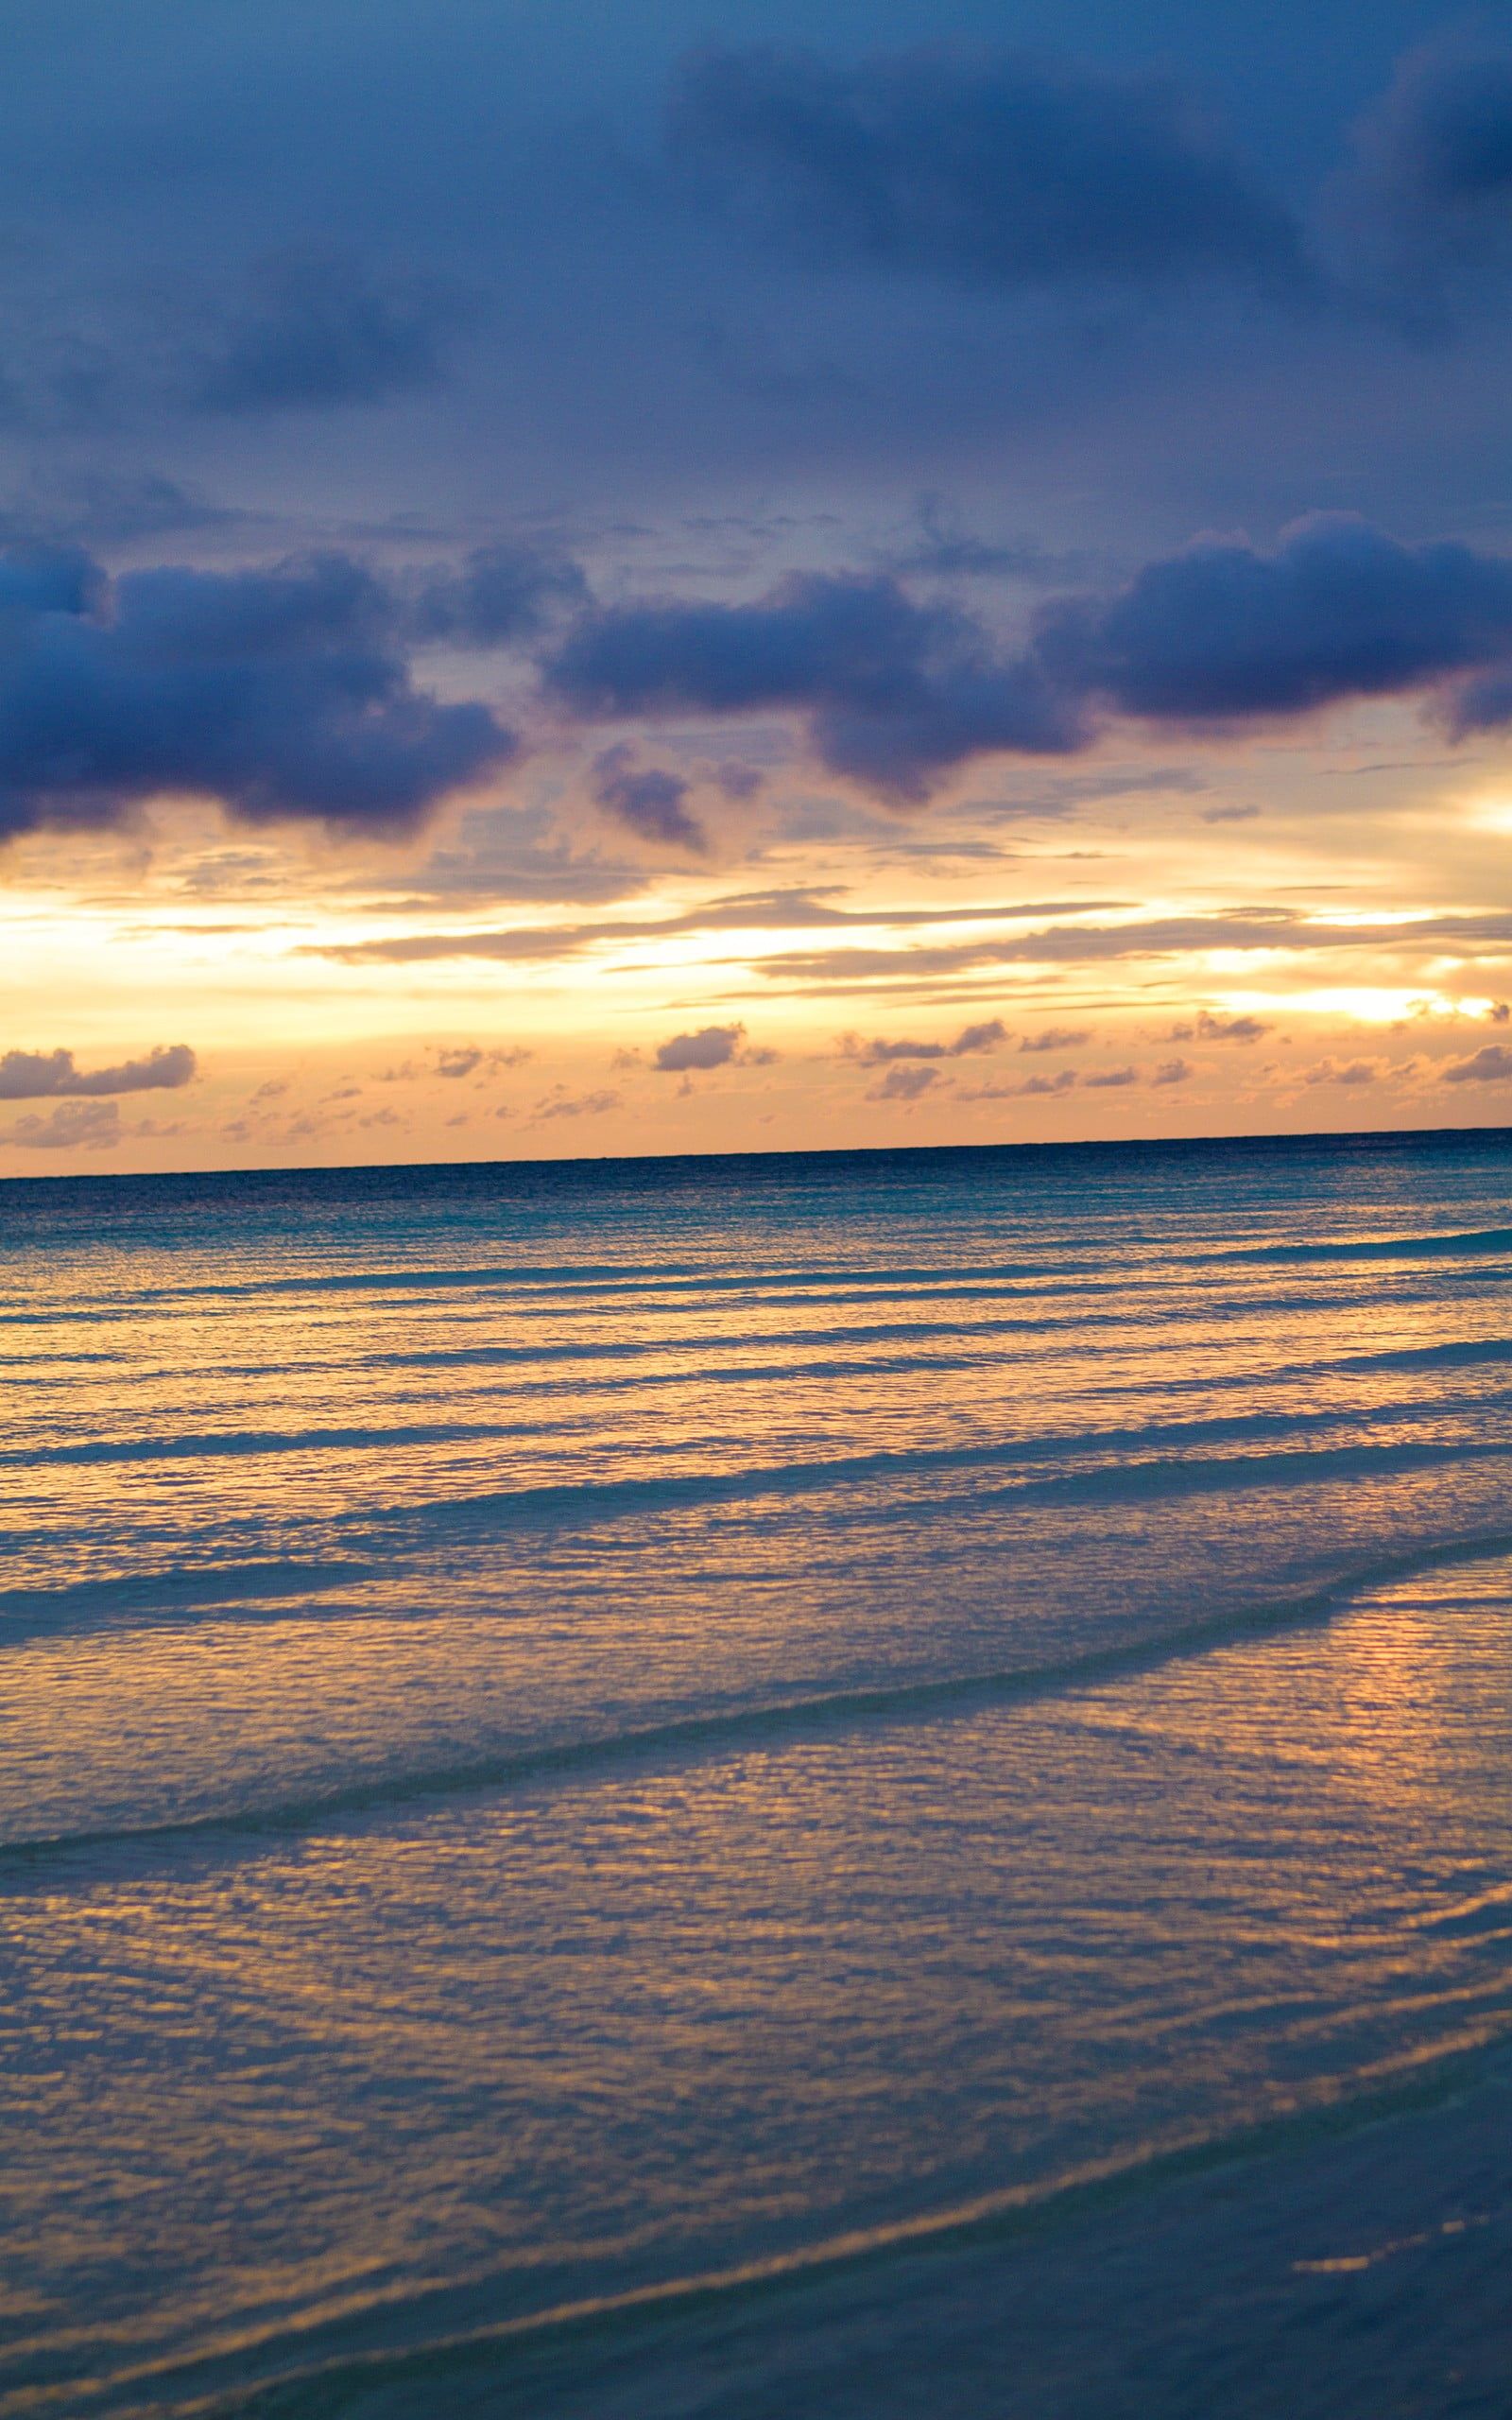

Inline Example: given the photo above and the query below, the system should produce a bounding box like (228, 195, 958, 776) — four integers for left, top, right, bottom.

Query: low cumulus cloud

(868, 1063, 941, 1101)
(1443, 1043, 1512, 1084)
(0, 547, 513, 840)
(1306, 1056, 1382, 1086)
(843, 1016, 1006, 1063)
(0, 1043, 196, 1098)
(654, 1022, 748, 1072)
(1020, 1026, 1089, 1052)
(591, 745, 708, 851)
(530, 1085, 622, 1121)
(667, 45, 1309, 300)
(0, 1098, 121, 1150)
(544, 514, 1512, 798)
(1171, 1011, 1271, 1043)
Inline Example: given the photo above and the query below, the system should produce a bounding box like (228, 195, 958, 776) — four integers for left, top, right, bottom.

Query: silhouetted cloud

(868, 1062, 940, 1100)
(192, 248, 466, 414)
(1306, 1056, 1380, 1085)
(546, 515, 1512, 794)
(1041, 512, 1512, 721)
(1443, 1043, 1512, 1083)
(0, 1043, 196, 1098)
(1170, 1011, 1270, 1042)
(668, 44, 1309, 298)
(591, 745, 707, 849)
(0, 1098, 121, 1149)
(654, 1022, 746, 1071)
(1020, 1026, 1089, 1051)
(844, 1015, 1006, 1063)
(545, 569, 1080, 797)
(0, 547, 513, 839)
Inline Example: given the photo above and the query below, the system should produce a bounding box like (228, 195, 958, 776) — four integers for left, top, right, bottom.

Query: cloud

(1040, 512, 1512, 722)
(1443, 1043, 1512, 1084)
(0, 1043, 196, 1098)
(192, 248, 467, 414)
(545, 569, 1081, 798)
(1020, 1026, 1089, 1052)
(667, 44, 1308, 299)
(530, 1085, 622, 1120)
(591, 744, 707, 850)
(413, 544, 588, 646)
(0, 546, 513, 839)
(0, 1098, 120, 1149)
(844, 1016, 1006, 1063)
(1348, 41, 1512, 297)
(545, 514, 1512, 796)
(1170, 1011, 1270, 1043)
(868, 1063, 940, 1101)
(1082, 1063, 1139, 1088)
(1305, 1056, 1381, 1086)
(1152, 1057, 1192, 1086)
(654, 1023, 746, 1072)
(960, 1066, 1080, 1101)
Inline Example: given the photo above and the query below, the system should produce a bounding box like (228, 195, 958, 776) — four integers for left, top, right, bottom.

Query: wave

(49, 2030, 1512, 2420)
(1, 1378, 1501, 1489)
(1231, 1224, 1512, 1267)
(8, 1528, 1511, 1868)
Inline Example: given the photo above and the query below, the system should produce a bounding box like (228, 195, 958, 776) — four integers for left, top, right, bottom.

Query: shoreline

(310, 2049, 1512, 2420)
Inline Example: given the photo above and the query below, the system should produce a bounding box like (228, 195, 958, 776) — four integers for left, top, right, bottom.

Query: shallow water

(3, 1132, 1511, 2414)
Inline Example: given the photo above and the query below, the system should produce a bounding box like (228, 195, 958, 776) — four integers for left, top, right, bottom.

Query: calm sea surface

(3, 1132, 1512, 2414)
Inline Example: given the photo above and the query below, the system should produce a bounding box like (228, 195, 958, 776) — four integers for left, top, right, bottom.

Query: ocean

(3, 1130, 1511, 2417)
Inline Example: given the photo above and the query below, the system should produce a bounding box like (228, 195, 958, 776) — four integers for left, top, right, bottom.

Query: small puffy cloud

(1, 1098, 120, 1150)
(192, 247, 466, 415)
(437, 1047, 483, 1079)
(531, 1085, 622, 1121)
(845, 1016, 1006, 1063)
(1152, 1057, 1193, 1086)
(0, 1043, 196, 1098)
(1306, 1056, 1381, 1086)
(1020, 1026, 1089, 1052)
(591, 745, 707, 851)
(868, 1063, 940, 1101)
(1083, 1064, 1139, 1089)
(0, 547, 513, 840)
(667, 45, 1308, 299)
(1443, 1043, 1512, 1083)
(1170, 1011, 1270, 1043)
(654, 1023, 746, 1072)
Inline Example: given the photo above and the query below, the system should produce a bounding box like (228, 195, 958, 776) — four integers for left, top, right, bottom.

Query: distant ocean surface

(4, 1131, 1512, 2416)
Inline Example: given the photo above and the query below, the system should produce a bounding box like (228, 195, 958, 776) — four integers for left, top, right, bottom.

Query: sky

(6, 0, 1512, 1170)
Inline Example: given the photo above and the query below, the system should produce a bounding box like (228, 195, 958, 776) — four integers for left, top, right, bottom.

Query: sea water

(2, 1131, 1511, 2415)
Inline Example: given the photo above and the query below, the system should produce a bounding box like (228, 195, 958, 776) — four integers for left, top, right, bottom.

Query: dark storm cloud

(545, 569, 1082, 798)
(666, 44, 1310, 298)
(1040, 513, 1512, 720)
(0, 546, 513, 839)
(191, 249, 467, 415)
(591, 745, 707, 850)
(547, 514, 1512, 794)
(0, 1043, 196, 1098)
